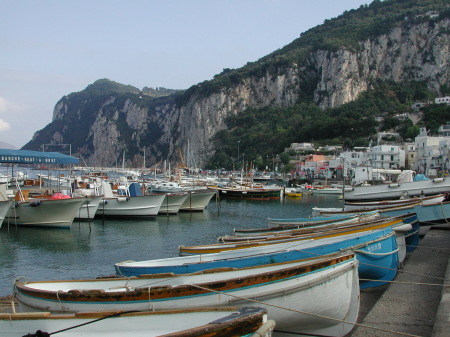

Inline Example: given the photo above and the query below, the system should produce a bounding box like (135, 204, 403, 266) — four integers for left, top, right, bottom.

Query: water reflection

(0, 194, 343, 296)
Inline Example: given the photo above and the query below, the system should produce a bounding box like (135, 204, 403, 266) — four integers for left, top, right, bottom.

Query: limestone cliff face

(314, 19, 449, 108)
(26, 16, 449, 168)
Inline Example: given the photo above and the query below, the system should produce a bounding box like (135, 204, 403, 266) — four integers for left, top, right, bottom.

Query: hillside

(22, 0, 450, 169)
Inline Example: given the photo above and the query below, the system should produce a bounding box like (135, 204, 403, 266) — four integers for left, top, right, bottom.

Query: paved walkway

(350, 224, 450, 337)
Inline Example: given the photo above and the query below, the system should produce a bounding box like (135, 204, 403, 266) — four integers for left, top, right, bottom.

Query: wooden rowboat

(116, 226, 398, 289)
(178, 216, 407, 256)
(14, 252, 359, 337)
(0, 306, 273, 337)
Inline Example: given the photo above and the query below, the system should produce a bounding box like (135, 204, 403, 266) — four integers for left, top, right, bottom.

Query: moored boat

(0, 199, 13, 228)
(5, 196, 85, 229)
(215, 186, 282, 200)
(116, 226, 398, 289)
(14, 252, 359, 337)
(179, 216, 405, 255)
(344, 171, 450, 201)
(0, 306, 273, 337)
(158, 193, 189, 215)
(266, 213, 367, 227)
(258, 212, 379, 235)
(179, 189, 217, 212)
(74, 195, 103, 220)
(343, 194, 444, 210)
(95, 181, 165, 217)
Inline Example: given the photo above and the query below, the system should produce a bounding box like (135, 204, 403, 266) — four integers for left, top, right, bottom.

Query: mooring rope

(188, 283, 422, 337)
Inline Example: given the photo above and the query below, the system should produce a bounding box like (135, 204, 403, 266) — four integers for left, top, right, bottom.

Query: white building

(435, 96, 450, 105)
(414, 127, 447, 176)
(288, 143, 315, 152)
(340, 151, 370, 169)
(368, 145, 405, 169)
(438, 122, 450, 137)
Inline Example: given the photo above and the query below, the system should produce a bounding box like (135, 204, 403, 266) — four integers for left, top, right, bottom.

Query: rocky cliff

(23, 7, 450, 169)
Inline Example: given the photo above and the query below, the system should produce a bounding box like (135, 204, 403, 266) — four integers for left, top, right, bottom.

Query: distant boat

(344, 170, 450, 201)
(0, 306, 273, 337)
(252, 175, 273, 182)
(148, 181, 216, 212)
(95, 181, 165, 217)
(158, 193, 189, 215)
(343, 194, 443, 210)
(179, 189, 217, 212)
(311, 186, 343, 195)
(214, 186, 282, 200)
(14, 252, 359, 337)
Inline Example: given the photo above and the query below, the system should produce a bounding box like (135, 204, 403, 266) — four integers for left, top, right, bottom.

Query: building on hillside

(368, 145, 405, 169)
(287, 143, 315, 153)
(411, 102, 429, 111)
(435, 96, 450, 105)
(400, 142, 416, 170)
(414, 127, 449, 176)
(438, 122, 450, 137)
(292, 154, 346, 179)
(437, 140, 450, 176)
(340, 151, 370, 170)
(377, 132, 401, 145)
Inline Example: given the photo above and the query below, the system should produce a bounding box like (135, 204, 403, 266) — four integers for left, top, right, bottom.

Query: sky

(0, 0, 370, 149)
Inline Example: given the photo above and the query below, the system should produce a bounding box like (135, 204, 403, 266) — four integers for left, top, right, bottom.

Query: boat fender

(388, 183, 400, 188)
(117, 197, 129, 202)
(101, 200, 108, 205)
(393, 223, 413, 233)
(433, 178, 444, 183)
(28, 200, 41, 207)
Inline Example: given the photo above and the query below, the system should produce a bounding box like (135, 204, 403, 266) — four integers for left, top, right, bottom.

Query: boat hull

(344, 178, 450, 201)
(0, 200, 12, 228)
(0, 307, 270, 337)
(15, 253, 359, 337)
(179, 190, 216, 212)
(414, 201, 450, 224)
(74, 196, 103, 220)
(117, 227, 397, 288)
(158, 193, 189, 214)
(96, 194, 165, 217)
(5, 198, 85, 228)
(216, 188, 281, 200)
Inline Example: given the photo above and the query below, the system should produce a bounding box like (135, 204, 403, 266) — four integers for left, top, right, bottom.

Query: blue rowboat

(116, 226, 398, 289)
(400, 213, 420, 252)
(414, 200, 450, 225)
(266, 213, 362, 226)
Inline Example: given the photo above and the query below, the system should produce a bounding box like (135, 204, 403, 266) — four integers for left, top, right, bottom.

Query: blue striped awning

(0, 149, 79, 165)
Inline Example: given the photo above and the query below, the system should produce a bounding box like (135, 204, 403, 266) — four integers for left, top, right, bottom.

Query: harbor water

(0, 193, 344, 297)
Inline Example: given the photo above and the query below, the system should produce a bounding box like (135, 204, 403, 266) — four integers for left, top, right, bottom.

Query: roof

(0, 149, 79, 165)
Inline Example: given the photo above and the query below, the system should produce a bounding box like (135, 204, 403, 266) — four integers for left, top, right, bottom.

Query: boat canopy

(0, 149, 79, 165)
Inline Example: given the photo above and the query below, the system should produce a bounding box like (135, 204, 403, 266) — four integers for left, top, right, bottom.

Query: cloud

(0, 119, 11, 131)
(0, 97, 7, 113)
(0, 96, 25, 114)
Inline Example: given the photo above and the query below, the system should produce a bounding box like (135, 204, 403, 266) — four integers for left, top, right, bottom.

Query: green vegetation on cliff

(206, 80, 449, 170)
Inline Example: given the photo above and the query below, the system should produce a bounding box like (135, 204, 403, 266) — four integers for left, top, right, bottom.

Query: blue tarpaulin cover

(128, 182, 143, 197)
(414, 173, 430, 181)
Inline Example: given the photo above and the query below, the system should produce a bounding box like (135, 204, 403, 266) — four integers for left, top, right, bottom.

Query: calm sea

(0, 193, 343, 296)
